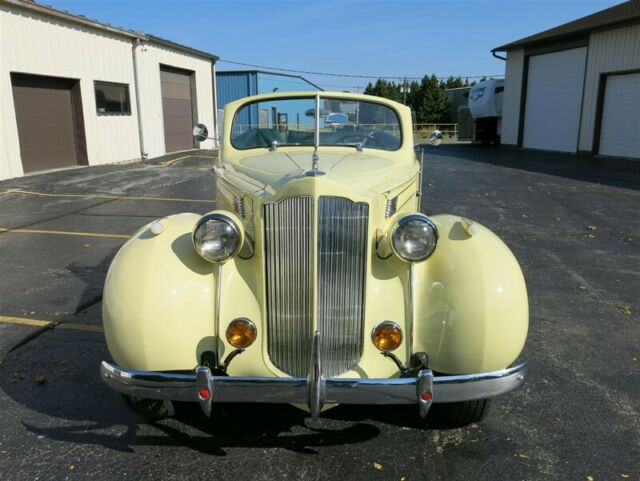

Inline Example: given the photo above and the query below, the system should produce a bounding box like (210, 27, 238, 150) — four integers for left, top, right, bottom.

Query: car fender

(412, 214, 528, 374)
(102, 213, 218, 371)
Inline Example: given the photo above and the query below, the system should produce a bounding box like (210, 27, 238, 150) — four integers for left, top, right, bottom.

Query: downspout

(211, 59, 220, 152)
(132, 38, 148, 159)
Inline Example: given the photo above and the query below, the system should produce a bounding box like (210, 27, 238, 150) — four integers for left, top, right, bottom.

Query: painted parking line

(162, 154, 192, 167)
(0, 188, 215, 204)
(0, 227, 131, 239)
(0, 315, 103, 333)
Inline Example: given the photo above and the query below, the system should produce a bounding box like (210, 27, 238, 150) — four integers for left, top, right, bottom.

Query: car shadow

(417, 143, 640, 191)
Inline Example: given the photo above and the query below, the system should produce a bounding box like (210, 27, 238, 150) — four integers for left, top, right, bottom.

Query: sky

(45, 0, 624, 91)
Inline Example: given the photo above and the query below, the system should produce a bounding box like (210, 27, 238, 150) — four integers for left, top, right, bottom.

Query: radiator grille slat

(264, 195, 368, 377)
(318, 197, 368, 377)
(264, 197, 313, 376)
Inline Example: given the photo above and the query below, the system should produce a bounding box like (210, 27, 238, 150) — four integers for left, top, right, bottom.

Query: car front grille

(263, 196, 369, 377)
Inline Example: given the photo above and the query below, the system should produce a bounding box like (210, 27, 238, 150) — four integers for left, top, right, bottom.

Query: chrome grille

(263, 195, 369, 377)
(317, 196, 369, 377)
(263, 197, 313, 376)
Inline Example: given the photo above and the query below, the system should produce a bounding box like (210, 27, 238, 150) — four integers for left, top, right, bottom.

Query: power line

(218, 59, 504, 81)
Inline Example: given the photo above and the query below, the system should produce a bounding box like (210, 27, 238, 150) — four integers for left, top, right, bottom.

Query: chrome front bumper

(100, 361, 527, 419)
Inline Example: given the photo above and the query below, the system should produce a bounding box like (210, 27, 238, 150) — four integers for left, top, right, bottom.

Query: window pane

(95, 82, 130, 114)
(231, 97, 401, 151)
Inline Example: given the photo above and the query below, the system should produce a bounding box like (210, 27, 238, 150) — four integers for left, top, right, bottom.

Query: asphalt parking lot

(0, 146, 638, 480)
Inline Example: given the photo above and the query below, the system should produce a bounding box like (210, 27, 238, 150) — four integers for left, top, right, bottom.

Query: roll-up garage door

(598, 72, 640, 159)
(522, 47, 587, 153)
(11, 73, 85, 173)
(160, 66, 196, 153)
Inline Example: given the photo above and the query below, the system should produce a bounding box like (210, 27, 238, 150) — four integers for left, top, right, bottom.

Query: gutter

(132, 39, 148, 159)
(492, 51, 507, 61)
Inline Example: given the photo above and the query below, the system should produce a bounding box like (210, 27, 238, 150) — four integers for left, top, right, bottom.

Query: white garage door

(523, 47, 587, 153)
(599, 72, 640, 159)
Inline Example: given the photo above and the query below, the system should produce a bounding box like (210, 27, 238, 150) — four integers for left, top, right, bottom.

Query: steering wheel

(336, 132, 383, 148)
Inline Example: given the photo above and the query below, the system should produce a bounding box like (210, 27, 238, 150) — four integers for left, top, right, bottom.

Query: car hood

(224, 151, 417, 196)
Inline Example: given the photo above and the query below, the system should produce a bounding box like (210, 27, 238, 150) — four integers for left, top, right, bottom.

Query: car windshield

(231, 96, 402, 151)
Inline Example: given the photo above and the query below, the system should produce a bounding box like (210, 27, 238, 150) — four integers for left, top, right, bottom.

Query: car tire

(428, 399, 490, 428)
(121, 394, 175, 420)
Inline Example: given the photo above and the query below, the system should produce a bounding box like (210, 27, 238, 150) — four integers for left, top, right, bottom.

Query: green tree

(414, 75, 449, 123)
(363, 79, 402, 103)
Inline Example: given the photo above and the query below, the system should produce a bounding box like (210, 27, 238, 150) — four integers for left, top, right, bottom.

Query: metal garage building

(1, 0, 218, 180)
(495, 0, 640, 159)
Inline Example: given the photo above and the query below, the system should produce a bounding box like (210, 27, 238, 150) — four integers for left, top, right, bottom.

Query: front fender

(413, 214, 528, 374)
(102, 213, 216, 371)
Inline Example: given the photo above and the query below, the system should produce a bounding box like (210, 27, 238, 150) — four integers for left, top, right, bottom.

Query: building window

(94, 81, 131, 115)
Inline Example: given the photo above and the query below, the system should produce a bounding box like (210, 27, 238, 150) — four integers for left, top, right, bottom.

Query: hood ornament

(305, 93, 326, 177)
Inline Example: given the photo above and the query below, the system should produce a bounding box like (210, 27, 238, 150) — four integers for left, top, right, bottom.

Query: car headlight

(391, 214, 438, 262)
(192, 212, 243, 262)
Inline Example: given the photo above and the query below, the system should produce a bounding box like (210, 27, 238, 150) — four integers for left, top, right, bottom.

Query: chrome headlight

(192, 212, 243, 263)
(391, 214, 438, 262)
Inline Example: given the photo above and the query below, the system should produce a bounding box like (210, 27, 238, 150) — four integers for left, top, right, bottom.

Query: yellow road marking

(162, 155, 192, 167)
(0, 227, 131, 239)
(0, 188, 215, 204)
(0, 315, 104, 333)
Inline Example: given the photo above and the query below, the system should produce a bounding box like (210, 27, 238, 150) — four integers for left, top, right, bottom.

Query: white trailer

(468, 78, 504, 144)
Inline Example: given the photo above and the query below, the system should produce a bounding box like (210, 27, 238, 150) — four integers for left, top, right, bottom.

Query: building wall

(216, 72, 258, 107)
(136, 42, 215, 158)
(578, 23, 640, 152)
(1, 3, 140, 179)
(500, 49, 525, 146)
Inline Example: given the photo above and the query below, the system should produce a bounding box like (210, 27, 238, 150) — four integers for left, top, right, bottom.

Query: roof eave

(2, 0, 146, 40)
(146, 35, 219, 62)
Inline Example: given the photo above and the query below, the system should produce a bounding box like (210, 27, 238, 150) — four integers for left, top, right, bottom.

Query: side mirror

(428, 130, 443, 146)
(193, 123, 209, 142)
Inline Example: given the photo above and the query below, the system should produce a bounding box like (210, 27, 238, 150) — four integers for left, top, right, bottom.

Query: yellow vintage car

(100, 91, 528, 426)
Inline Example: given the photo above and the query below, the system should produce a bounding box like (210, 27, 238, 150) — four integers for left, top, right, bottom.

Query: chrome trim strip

(385, 196, 398, 218)
(307, 330, 324, 419)
(101, 361, 527, 407)
(407, 264, 414, 357)
(214, 263, 222, 366)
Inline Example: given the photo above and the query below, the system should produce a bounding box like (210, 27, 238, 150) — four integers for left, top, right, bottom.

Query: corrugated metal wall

(1, 3, 216, 179)
(137, 43, 215, 158)
(216, 72, 258, 128)
(1, 4, 140, 179)
(500, 49, 525, 146)
(217, 72, 258, 106)
(578, 23, 640, 152)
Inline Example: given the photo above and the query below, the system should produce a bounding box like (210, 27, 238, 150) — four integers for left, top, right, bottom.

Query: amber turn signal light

(226, 318, 257, 349)
(371, 321, 403, 352)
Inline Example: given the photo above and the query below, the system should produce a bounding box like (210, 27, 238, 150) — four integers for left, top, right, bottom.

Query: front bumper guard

(100, 361, 527, 419)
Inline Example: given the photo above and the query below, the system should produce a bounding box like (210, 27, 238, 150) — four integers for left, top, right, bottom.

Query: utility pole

(400, 77, 410, 104)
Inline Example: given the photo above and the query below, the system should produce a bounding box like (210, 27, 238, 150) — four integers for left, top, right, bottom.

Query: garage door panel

(11, 74, 81, 173)
(599, 73, 640, 159)
(162, 98, 193, 117)
(160, 67, 195, 153)
(523, 47, 587, 153)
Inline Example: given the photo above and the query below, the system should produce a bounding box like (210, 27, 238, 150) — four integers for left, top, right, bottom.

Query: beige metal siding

(578, 24, 640, 152)
(0, 4, 141, 179)
(136, 43, 215, 159)
(501, 49, 525, 146)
